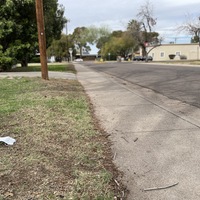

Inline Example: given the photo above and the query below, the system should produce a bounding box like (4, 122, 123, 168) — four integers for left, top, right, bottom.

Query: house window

(175, 52, 181, 56)
(160, 52, 165, 57)
(152, 53, 154, 58)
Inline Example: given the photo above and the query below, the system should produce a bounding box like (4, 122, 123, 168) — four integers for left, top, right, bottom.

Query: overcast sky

(58, 0, 200, 51)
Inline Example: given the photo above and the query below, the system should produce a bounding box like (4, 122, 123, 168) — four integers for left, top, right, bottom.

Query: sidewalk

(75, 63, 200, 200)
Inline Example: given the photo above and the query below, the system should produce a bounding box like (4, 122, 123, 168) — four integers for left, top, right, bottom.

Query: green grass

(0, 78, 40, 115)
(11, 63, 76, 73)
(0, 77, 120, 199)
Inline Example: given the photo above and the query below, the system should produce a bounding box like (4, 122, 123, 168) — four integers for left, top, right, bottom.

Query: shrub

(180, 55, 187, 60)
(0, 46, 17, 71)
(169, 54, 176, 60)
(0, 55, 15, 71)
(29, 56, 40, 63)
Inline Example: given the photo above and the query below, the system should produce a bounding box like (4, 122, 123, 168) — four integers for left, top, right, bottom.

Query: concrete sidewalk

(75, 63, 200, 200)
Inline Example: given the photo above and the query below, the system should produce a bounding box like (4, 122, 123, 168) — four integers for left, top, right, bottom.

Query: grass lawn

(0, 64, 124, 199)
(11, 63, 76, 73)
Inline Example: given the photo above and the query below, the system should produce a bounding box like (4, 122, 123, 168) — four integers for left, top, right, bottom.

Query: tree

(86, 25, 111, 57)
(127, 0, 159, 57)
(137, 0, 156, 33)
(43, 0, 67, 47)
(0, 0, 66, 70)
(72, 25, 111, 58)
(12, 0, 38, 67)
(101, 31, 137, 60)
(96, 36, 110, 50)
(72, 27, 89, 58)
(86, 25, 111, 44)
(177, 14, 200, 43)
(47, 34, 75, 61)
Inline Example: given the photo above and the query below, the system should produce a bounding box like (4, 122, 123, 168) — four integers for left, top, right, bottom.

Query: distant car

(133, 56, 153, 61)
(143, 56, 153, 61)
(75, 58, 83, 62)
(133, 56, 144, 61)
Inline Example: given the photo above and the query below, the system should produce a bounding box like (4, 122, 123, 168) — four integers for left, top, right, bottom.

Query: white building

(146, 43, 200, 61)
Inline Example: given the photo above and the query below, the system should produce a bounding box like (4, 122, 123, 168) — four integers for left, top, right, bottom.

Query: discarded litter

(0, 136, 16, 145)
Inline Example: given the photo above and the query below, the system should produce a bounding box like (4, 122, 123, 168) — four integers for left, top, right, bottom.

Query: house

(145, 43, 200, 61)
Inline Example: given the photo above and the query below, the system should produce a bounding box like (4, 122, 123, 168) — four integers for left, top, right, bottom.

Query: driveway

(75, 63, 200, 200)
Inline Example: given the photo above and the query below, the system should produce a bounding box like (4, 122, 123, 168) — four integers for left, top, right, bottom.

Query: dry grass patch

(0, 78, 124, 200)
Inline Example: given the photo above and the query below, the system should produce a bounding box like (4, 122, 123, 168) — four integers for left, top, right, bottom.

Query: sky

(58, 0, 200, 53)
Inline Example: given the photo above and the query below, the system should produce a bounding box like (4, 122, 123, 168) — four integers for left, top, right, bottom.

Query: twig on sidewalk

(113, 152, 117, 160)
(144, 182, 179, 191)
(121, 136, 129, 143)
(121, 190, 125, 197)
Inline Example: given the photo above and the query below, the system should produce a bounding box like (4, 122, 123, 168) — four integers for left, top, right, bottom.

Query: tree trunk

(21, 58, 28, 67)
(80, 45, 83, 58)
(20, 53, 29, 67)
(141, 45, 147, 57)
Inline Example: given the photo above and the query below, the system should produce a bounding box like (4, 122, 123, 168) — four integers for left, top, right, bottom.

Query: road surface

(82, 62, 200, 108)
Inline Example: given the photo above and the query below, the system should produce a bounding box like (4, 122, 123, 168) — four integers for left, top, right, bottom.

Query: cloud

(58, 0, 200, 43)
(154, 2, 200, 42)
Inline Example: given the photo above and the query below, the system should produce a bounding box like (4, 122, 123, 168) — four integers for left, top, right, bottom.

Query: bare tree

(128, 0, 160, 59)
(137, 0, 157, 33)
(177, 13, 200, 43)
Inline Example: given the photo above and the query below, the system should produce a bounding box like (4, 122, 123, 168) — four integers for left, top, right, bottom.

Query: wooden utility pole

(66, 19, 70, 62)
(35, 0, 49, 80)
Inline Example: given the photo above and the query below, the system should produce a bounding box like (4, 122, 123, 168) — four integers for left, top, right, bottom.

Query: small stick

(113, 152, 117, 160)
(144, 182, 179, 191)
(121, 190, 125, 197)
(114, 179, 120, 187)
(121, 136, 129, 143)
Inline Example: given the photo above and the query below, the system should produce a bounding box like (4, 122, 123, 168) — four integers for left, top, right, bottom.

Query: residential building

(146, 43, 200, 61)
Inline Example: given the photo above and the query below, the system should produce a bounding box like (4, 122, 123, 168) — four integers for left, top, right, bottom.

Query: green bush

(29, 56, 40, 63)
(0, 45, 17, 71)
(0, 56, 14, 71)
(180, 55, 187, 60)
(169, 54, 176, 60)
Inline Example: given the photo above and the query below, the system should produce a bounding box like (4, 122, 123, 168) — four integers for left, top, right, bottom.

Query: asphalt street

(76, 62, 200, 200)
(82, 62, 200, 108)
